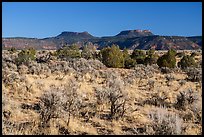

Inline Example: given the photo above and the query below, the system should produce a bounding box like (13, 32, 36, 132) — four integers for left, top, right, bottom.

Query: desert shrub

(160, 67, 172, 74)
(2, 70, 20, 87)
(8, 47, 17, 53)
(38, 90, 64, 128)
(148, 107, 183, 135)
(178, 55, 197, 69)
(62, 83, 81, 126)
(174, 89, 199, 111)
(27, 60, 51, 75)
(81, 44, 97, 60)
(185, 68, 202, 82)
(18, 64, 29, 75)
(95, 74, 127, 120)
(27, 61, 42, 75)
(37, 81, 82, 133)
(15, 48, 36, 66)
(123, 48, 136, 68)
(124, 57, 136, 69)
(36, 52, 51, 63)
(179, 79, 186, 86)
(144, 92, 170, 108)
(147, 79, 155, 91)
(123, 48, 129, 59)
(56, 44, 81, 59)
(165, 74, 175, 82)
(157, 49, 176, 68)
(131, 49, 146, 64)
(2, 60, 18, 72)
(95, 75, 127, 120)
(176, 52, 185, 58)
(144, 49, 159, 65)
(197, 60, 202, 68)
(64, 58, 106, 73)
(4, 51, 20, 68)
(100, 45, 124, 68)
(190, 52, 198, 58)
(133, 64, 156, 79)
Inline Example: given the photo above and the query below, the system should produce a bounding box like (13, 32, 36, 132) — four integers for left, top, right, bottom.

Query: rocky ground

(2, 50, 202, 135)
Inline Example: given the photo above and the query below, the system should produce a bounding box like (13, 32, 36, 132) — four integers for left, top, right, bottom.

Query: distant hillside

(187, 36, 202, 47)
(96, 35, 201, 50)
(2, 30, 202, 50)
(2, 38, 57, 50)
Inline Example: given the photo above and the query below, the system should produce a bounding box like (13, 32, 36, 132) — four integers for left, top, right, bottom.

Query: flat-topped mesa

(56, 31, 94, 39)
(2, 29, 201, 50)
(116, 29, 154, 37)
(132, 29, 151, 33)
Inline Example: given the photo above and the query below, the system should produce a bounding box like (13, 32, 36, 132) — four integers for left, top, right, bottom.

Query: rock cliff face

(115, 29, 154, 37)
(187, 36, 202, 47)
(2, 30, 202, 50)
(2, 38, 57, 50)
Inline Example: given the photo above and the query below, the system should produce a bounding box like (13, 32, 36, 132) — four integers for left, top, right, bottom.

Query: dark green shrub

(157, 49, 176, 68)
(56, 44, 81, 59)
(178, 55, 197, 69)
(168, 49, 177, 56)
(146, 49, 155, 56)
(122, 48, 136, 68)
(124, 57, 136, 69)
(28, 47, 36, 55)
(123, 48, 130, 60)
(176, 52, 185, 58)
(144, 49, 159, 65)
(8, 47, 17, 53)
(131, 49, 146, 64)
(100, 45, 124, 68)
(16, 48, 36, 66)
(190, 52, 198, 58)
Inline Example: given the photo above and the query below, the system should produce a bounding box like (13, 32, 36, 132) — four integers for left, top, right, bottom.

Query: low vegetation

(2, 47, 202, 135)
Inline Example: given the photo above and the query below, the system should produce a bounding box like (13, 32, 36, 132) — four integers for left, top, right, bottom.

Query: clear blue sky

(2, 2, 202, 38)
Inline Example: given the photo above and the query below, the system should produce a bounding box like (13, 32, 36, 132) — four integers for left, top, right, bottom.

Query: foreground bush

(95, 74, 127, 120)
(148, 107, 183, 135)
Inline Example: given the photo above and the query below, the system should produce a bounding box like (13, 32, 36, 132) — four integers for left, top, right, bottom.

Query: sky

(2, 2, 202, 38)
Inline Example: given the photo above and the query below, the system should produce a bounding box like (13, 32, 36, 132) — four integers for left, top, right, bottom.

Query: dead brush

(174, 88, 199, 111)
(147, 106, 183, 135)
(95, 75, 128, 120)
